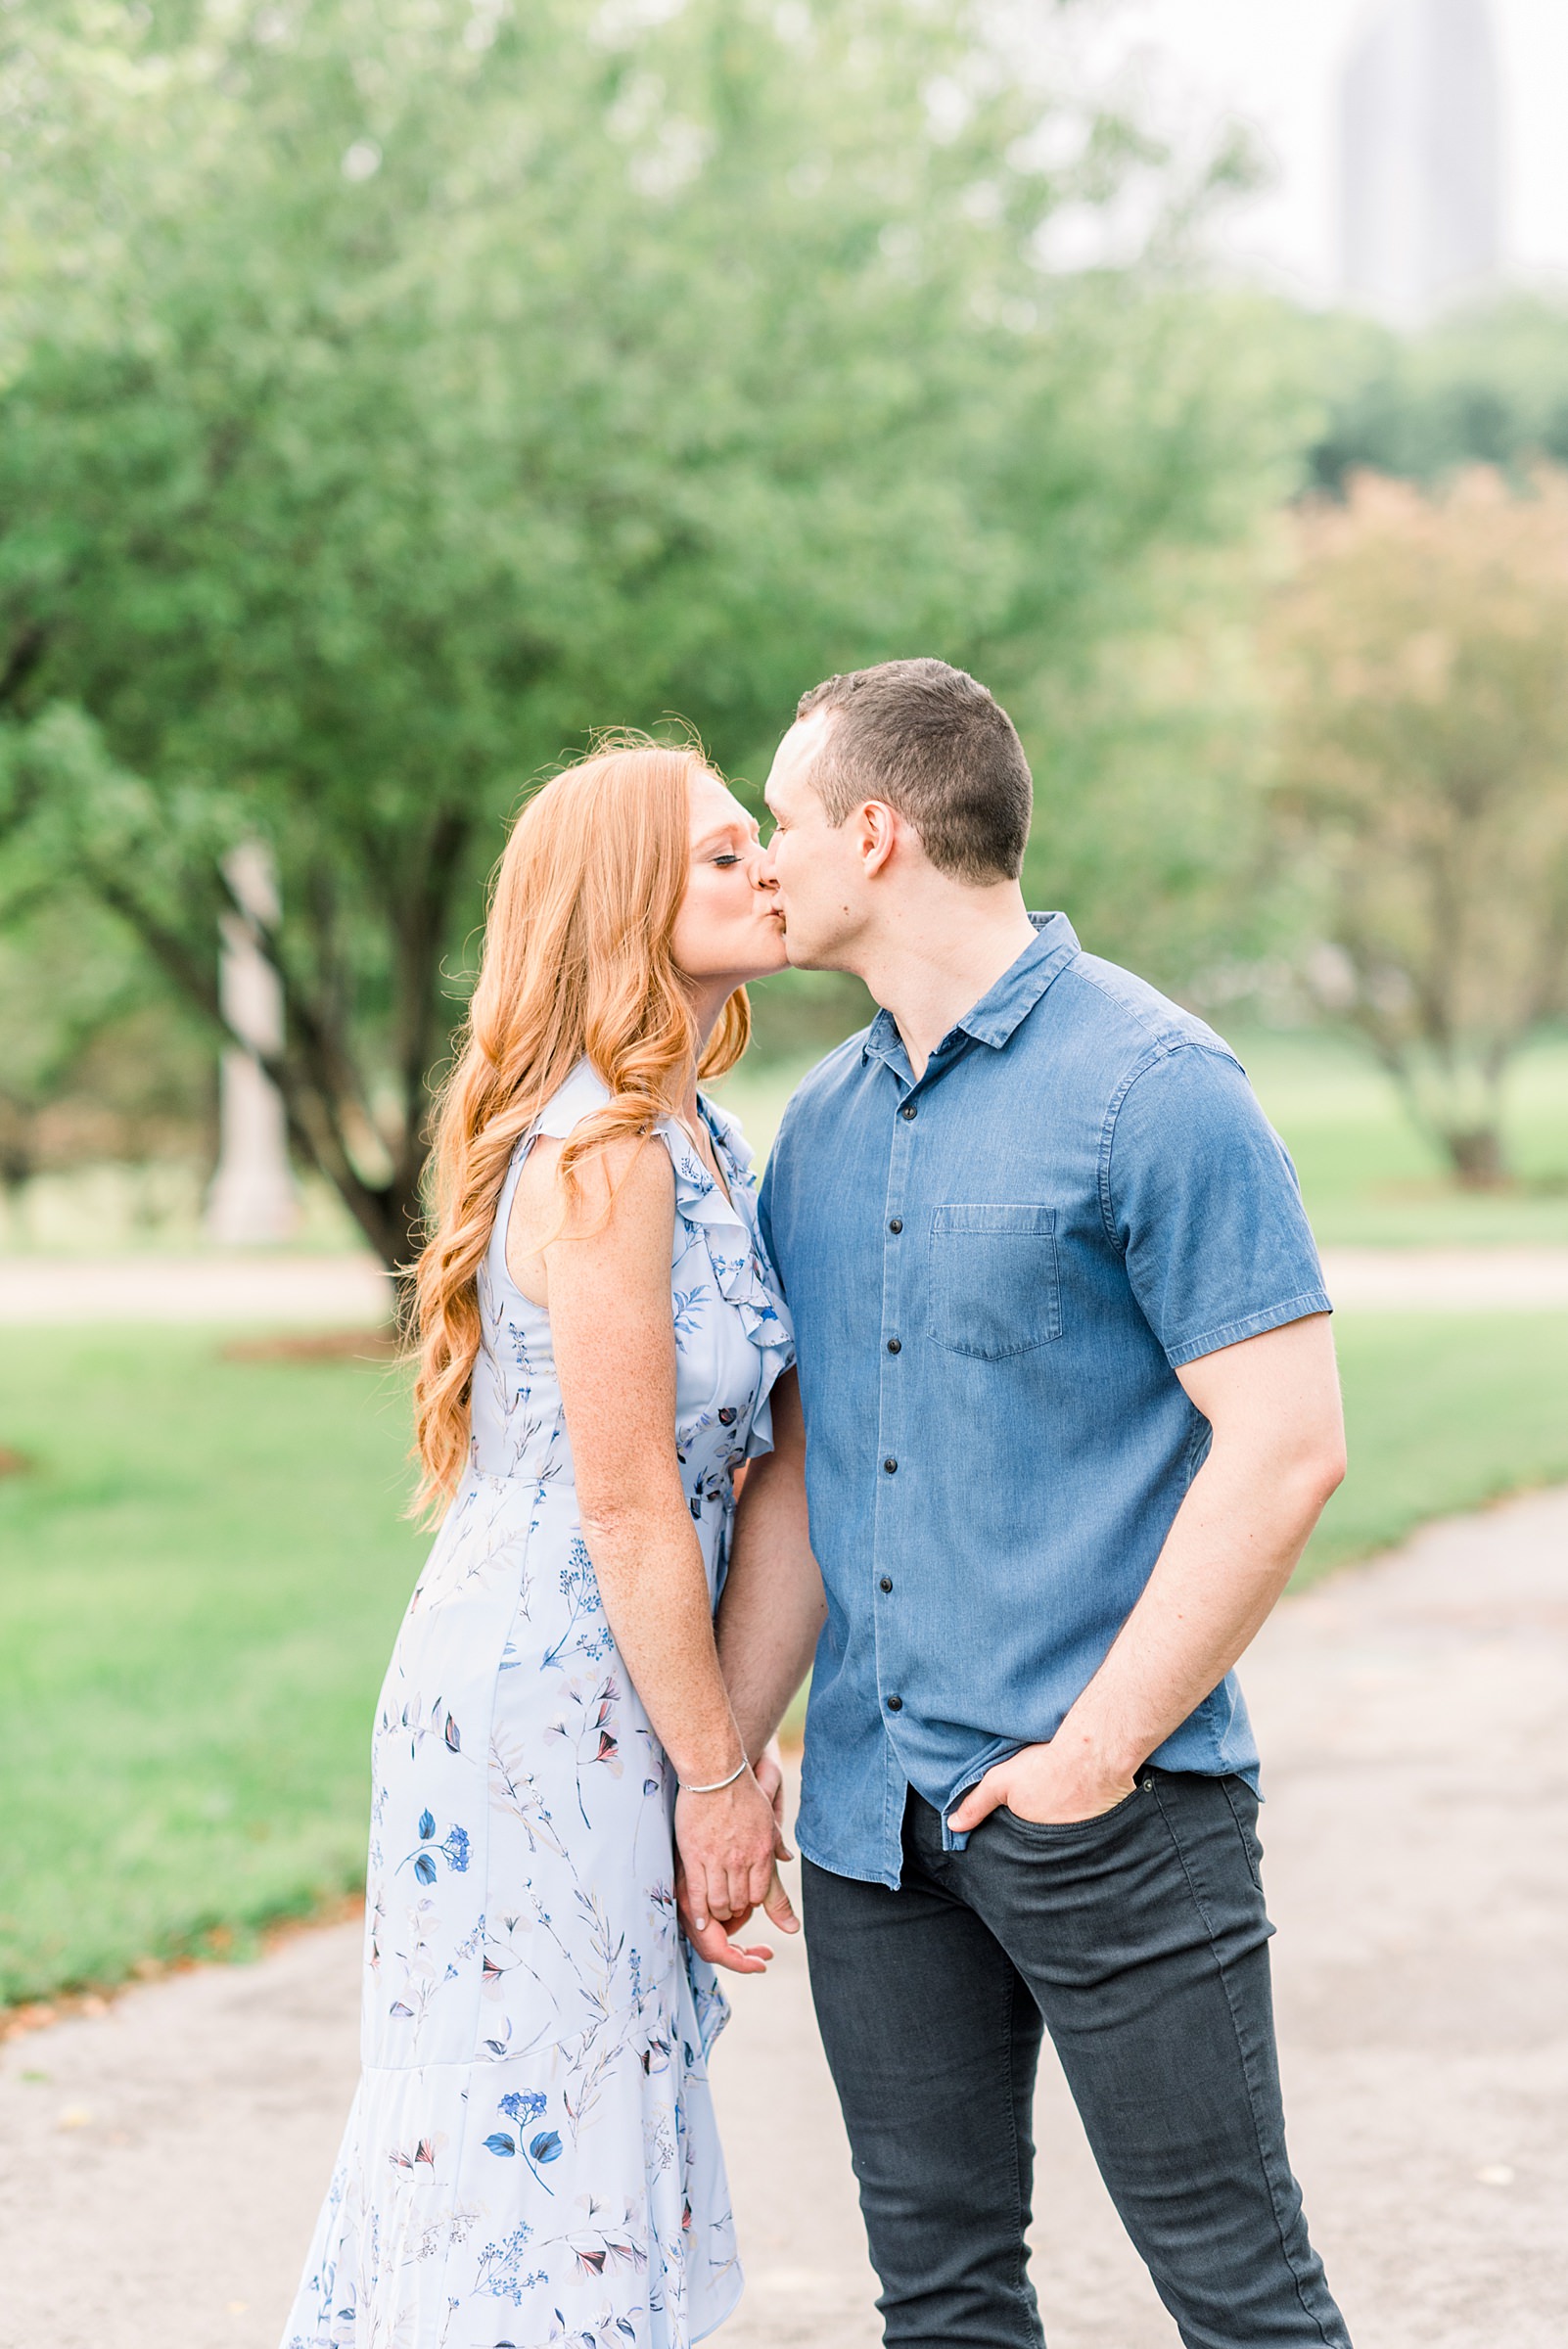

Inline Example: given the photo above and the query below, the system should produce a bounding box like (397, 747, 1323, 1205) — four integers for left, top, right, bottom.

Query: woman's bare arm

(523, 1134, 797, 1955)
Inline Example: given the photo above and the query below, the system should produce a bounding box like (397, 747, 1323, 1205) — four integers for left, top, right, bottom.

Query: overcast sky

(1103, 0, 1568, 302)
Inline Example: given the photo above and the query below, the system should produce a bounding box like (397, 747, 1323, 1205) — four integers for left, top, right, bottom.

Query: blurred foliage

(1012, 531, 1280, 982)
(1305, 295, 1568, 492)
(0, 892, 212, 1231)
(0, 0, 1304, 1262)
(1265, 466, 1568, 1188)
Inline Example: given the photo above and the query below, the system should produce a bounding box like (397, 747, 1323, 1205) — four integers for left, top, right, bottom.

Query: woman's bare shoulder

(507, 1130, 673, 1303)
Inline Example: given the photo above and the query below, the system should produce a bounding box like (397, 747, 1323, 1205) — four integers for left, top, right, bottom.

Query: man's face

(761, 711, 866, 970)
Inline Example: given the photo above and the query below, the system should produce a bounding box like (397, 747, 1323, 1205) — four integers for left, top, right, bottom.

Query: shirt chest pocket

(928, 1203, 1063, 1359)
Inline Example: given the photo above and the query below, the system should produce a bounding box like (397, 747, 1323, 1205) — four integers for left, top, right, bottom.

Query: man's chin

(782, 936, 839, 973)
(768, 914, 813, 972)
(768, 905, 850, 974)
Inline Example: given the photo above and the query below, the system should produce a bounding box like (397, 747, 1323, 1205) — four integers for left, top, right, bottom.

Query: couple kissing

(283, 659, 1353, 2349)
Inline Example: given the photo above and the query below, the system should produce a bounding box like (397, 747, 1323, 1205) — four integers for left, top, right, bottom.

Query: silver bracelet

(677, 1757, 749, 1794)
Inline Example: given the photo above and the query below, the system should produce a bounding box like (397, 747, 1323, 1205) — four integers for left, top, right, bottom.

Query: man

(697, 657, 1353, 2348)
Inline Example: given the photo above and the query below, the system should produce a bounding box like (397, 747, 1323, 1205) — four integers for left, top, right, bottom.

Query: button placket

(873, 1077, 921, 1734)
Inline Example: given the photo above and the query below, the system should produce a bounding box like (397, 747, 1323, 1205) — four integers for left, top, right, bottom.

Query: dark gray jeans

(802, 1772, 1351, 2349)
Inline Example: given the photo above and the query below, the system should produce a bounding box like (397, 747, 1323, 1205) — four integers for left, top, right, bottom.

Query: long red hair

(410, 736, 749, 1515)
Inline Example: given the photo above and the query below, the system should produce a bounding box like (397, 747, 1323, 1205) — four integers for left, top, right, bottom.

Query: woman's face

(670, 767, 787, 992)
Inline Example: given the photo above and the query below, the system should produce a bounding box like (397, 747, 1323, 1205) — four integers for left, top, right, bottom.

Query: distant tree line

(1267, 299, 1568, 1186)
(1306, 299, 1568, 492)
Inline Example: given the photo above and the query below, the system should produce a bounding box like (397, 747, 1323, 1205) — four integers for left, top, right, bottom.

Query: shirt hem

(800, 1740, 1265, 1881)
(796, 1830, 903, 1892)
(1163, 1288, 1333, 1369)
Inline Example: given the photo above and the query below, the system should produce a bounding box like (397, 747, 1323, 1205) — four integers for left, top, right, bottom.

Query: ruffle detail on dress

(661, 1099, 795, 1456)
(507, 1057, 793, 1451)
(282, 1989, 743, 2349)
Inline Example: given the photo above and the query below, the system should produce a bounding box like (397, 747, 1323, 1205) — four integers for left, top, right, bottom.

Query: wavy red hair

(410, 736, 750, 1516)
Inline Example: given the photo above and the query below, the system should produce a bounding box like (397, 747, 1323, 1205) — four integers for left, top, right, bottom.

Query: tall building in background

(1339, 0, 1502, 325)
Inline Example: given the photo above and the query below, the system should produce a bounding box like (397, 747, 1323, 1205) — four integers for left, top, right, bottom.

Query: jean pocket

(997, 1781, 1145, 1841)
(929, 1203, 1061, 1359)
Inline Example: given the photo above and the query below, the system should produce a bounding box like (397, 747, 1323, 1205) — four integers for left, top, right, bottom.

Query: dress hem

(690, 2267, 746, 2344)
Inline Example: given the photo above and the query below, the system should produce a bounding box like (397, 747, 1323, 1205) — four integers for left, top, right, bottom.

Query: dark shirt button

(899, 1103, 917, 1121)
(883, 1456, 898, 1474)
(879, 1576, 894, 1592)
(886, 1336, 901, 1354)
(887, 1693, 903, 1712)
(888, 1218, 903, 1235)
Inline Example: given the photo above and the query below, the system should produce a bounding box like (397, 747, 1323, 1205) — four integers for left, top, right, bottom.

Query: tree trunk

(1368, 1030, 1515, 1196)
(1441, 1123, 1508, 1190)
(333, 1174, 426, 1335)
(78, 836, 455, 1313)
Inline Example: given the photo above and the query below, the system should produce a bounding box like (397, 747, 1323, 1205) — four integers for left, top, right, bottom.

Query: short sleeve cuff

(1162, 1288, 1334, 1370)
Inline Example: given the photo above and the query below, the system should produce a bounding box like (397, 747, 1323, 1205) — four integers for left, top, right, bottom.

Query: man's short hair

(795, 658, 1033, 883)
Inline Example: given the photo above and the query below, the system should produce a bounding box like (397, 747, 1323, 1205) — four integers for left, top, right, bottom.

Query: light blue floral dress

(282, 1061, 793, 2349)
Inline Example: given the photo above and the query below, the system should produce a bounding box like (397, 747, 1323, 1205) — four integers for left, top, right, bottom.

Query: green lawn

(0, 1332, 421, 2004)
(1238, 1029, 1568, 1247)
(4, 1312, 1568, 2002)
(715, 1027, 1568, 1247)
(1302, 1313, 1568, 1575)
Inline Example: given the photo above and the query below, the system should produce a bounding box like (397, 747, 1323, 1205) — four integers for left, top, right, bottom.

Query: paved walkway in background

(3, 1486, 1567, 2349)
(5, 1245, 1568, 1323)
(0, 1253, 394, 1324)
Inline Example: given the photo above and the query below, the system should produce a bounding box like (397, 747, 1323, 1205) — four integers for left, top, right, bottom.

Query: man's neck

(856, 885, 1039, 1080)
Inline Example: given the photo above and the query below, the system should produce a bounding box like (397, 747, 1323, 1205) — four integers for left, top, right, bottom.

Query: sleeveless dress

(282, 1061, 794, 2349)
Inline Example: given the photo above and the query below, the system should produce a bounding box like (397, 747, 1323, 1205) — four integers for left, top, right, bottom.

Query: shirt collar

(861, 912, 1081, 1069)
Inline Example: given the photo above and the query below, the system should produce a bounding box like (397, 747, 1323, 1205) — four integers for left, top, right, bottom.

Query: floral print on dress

(282, 1061, 793, 2349)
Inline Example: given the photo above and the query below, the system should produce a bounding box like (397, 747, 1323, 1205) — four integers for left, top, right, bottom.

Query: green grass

(1301, 1312, 1568, 1577)
(0, 1330, 421, 2004)
(4, 1312, 1568, 2001)
(1237, 1029, 1568, 1248)
(715, 1028, 1568, 1247)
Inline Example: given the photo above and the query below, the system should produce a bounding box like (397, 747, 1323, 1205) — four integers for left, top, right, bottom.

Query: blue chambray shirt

(758, 914, 1333, 1889)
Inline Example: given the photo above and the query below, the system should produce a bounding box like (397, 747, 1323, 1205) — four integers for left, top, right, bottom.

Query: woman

(282, 737, 797, 2349)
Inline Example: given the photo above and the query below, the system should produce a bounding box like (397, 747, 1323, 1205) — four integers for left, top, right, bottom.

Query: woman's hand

(675, 1863, 775, 1975)
(675, 1767, 799, 1937)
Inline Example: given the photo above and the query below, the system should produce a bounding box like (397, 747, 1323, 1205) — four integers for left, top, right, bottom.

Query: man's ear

(858, 800, 899, 877)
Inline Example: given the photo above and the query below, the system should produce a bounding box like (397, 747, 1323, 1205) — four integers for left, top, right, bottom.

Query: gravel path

(3, 1486, 1566, 2349)
(6, 1246, 1568, 1322)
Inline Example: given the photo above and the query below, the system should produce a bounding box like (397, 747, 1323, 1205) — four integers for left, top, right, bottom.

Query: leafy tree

(1, 0, 1294, 1268)
(1266, 467, 1568, 1186)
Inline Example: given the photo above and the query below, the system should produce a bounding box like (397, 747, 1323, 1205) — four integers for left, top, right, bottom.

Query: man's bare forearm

(717, 1378, 825, 1752)
(948, 1313, 1346, 1834)
(1052, 1426, 1340, 1783)
(1066, 1315, 1345, 1777)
